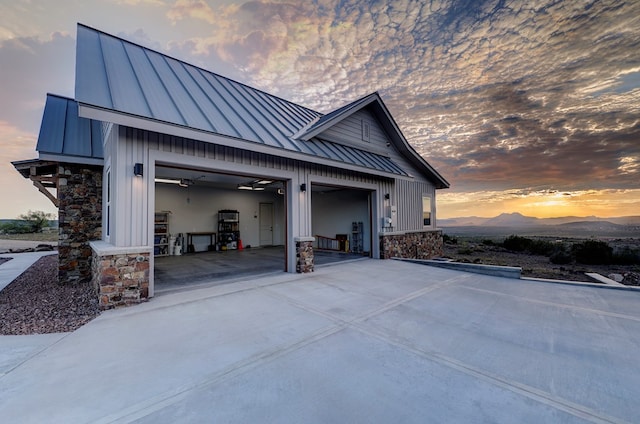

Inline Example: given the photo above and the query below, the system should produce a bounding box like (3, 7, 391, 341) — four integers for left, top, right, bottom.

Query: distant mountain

(483, 212, 541, 227)
(439, 213, 640, 227)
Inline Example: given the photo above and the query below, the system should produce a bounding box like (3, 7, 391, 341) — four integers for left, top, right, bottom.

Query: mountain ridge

(439, 212, 640, 227)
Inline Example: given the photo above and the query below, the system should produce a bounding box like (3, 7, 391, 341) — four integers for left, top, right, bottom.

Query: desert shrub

(528, 239, 555, 256)
(482, 239, 495, 246)
(443, 234, 458, 244)
(502, 235, 532, 252)
(550, 247, 573, 265)
(0, 221, 31, 234)
(612, 247, 640, 265)
(457, 243, 473, 255)
(572, 240, 613, 265)
(18, 210, 54, 233)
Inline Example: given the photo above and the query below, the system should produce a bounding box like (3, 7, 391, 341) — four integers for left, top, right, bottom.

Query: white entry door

(259, 202, 274, 246)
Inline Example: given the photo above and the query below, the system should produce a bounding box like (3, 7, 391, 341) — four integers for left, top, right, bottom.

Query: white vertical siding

(112, 127, 435, 259)
(394, 179, 436, 231)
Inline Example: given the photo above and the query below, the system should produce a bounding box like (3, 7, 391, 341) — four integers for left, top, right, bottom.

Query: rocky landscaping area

(0, 254, 100, 335)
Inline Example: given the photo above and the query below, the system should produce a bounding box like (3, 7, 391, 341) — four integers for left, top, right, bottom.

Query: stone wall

(58, 164, 103, 284)
(295, 237, 315, 273)
(91, 245, 150, 309)
(380, 230, 443, 260)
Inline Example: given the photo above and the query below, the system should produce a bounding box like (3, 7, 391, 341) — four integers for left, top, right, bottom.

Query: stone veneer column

(57, 163, 102, 284)
(380, 230, 444, 260)
(90, 241, 151, 309)
(295, 236, 315, 273)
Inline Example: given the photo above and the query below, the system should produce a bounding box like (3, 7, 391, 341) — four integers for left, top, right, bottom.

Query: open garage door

(152, 165, 287, 294)
(311, 184, 372, 265)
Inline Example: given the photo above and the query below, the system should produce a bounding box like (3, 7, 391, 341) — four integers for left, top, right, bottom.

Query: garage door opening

(153, 166, 286, 294)
(311, 183, 372, 265)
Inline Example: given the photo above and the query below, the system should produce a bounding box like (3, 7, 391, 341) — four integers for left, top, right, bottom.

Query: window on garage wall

(422, 195, 431, 227)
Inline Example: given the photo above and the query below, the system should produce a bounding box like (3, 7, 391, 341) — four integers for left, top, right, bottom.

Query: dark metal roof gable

(36, 94, 104, 160)
(295, 92, 450, 189)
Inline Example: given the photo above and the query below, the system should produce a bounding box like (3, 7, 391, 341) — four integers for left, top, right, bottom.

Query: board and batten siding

(107, 125, 434, 250)
(394, 179, 436, 231)
(317, 108, 432, 182)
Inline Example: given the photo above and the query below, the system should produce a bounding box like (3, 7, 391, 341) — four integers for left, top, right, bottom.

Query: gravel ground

(0, 255, 100, 335)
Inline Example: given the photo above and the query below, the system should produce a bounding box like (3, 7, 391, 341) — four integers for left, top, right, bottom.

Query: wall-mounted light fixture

(384, 193, 390, 200)
(134, 163, 143, 177)
(300, 183, 307, 192)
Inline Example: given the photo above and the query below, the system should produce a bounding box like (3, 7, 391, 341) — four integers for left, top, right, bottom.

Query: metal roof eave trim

(38, 153, 104, 167)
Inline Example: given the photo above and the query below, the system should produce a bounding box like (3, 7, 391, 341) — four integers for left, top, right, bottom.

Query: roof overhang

(78, 103, 411, 181)
(294, 92, 450, 189)
(11, 159, 60, 207)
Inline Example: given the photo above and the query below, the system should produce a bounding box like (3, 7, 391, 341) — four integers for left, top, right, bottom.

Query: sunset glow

(1, 1, 639, 219)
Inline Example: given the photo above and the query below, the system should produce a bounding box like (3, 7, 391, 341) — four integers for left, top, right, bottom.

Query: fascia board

(370, 101, 450, 189)
(78, 104, 410, 181)
(38, 153, 104, 166)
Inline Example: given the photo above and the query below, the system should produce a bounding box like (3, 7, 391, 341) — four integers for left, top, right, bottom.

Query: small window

(361, 120, 371, 142)
(422, 196, 431, 226)
(106, 168, 111, 238)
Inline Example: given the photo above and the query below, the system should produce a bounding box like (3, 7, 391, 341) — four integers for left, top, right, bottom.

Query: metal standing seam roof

(36, 93, 104, 160)
(73, 24, 424, 177)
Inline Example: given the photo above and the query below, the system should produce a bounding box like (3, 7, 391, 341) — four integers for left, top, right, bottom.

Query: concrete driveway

(0, 260, 638, 423)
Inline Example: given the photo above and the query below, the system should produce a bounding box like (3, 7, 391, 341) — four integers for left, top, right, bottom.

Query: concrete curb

(393, 258, 521, 279)
(394, 257, 640, 292)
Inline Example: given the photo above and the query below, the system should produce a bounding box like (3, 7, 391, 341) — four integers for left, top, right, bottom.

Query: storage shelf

(154, 212, 170, 256)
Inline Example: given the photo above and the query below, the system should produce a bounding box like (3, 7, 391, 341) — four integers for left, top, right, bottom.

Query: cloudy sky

(1, 0, 639, 219)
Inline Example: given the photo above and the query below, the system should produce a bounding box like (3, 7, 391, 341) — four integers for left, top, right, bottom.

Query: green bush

(443, 234, 458, 244)
(550, 247, 573, 264)
(482, 239, 495, 246)
(0, 221, 32, 234)
(573, 240, 613, 265)
(612, 247, 640, 265)
(528, 239, 555, 256)
(503, 235, 531, 252)
(457, 243, 473, 255)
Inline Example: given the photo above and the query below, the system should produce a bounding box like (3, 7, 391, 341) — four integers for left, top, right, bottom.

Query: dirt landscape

(442, 236, 640, 284)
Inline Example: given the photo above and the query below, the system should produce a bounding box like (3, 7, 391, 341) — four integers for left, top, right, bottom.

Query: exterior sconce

(384, 193, 390, 200)
(134, 163, 143, 177)
(300, 183, 307, 192)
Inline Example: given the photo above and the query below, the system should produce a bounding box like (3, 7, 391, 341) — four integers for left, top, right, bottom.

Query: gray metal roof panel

(37, 95, 67, 154)
(75, 26, 112, 109)
(74, 24, 419, 178)
(37, 94, 103, 160)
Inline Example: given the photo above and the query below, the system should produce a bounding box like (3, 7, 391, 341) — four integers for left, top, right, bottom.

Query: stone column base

(295, 237, 315, 273)
(90, 242, 151, 310)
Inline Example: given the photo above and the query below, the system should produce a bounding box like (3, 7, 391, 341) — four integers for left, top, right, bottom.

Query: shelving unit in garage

(218, 210, 240, 250)
(154, 212, 170, 256)
(351, 221, 363, 254)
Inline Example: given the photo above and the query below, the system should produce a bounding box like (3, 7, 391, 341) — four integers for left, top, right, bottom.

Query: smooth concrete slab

(0, 260, 639, 423)
(0, 333, 68, 376)
(0, 251, 57, 292)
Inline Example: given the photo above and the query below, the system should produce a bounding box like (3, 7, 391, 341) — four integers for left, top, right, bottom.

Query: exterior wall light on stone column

(134, 163, 143, 177)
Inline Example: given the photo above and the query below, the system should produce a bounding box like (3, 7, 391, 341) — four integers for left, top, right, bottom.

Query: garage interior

(153, 167, 366, 293)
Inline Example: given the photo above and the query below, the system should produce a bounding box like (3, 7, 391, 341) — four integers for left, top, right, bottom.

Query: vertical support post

(295, 236, 315, 273)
